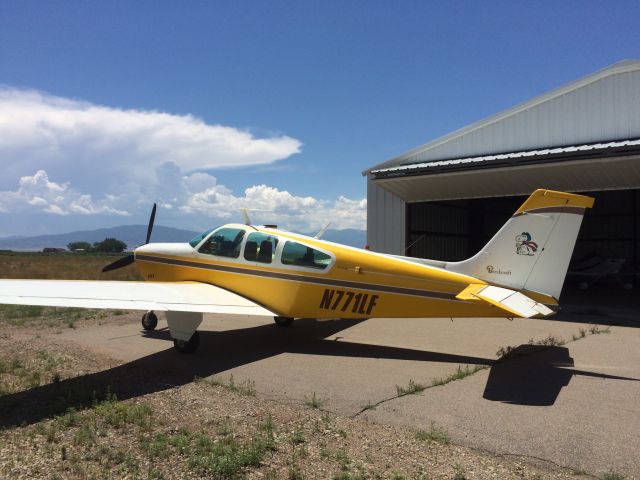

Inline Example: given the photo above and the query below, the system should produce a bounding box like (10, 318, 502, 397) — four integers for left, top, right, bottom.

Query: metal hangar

(364, 60, 640, 295)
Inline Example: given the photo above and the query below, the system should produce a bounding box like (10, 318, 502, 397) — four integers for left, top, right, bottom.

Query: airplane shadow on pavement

(1, 318, 637, 427)
(482, 344, 636, 406)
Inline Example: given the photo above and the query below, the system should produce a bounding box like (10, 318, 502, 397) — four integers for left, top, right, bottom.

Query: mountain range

(0, 225, 366, 251)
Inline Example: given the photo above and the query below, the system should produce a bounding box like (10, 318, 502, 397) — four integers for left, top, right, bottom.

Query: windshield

(188, 227, 218, 248)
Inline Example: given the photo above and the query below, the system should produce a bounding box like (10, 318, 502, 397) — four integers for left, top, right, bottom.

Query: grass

(304, 391, 325, 409)
(186, 430, 274, 477)
(0, 251, 142, 281)
(141, 433, 171, 459)
(0, 304, 111, 329)
(73, 424, 96, 446)
(359, 401, 377, 411)
(415, 421, 450, 445)
(289, 425, 306, 445)
(431, 365, 487, 387)
(21, 388, 278, 478)
(0, 350, 68, 396)
(589, 325, 611, 335)
(335, 448, 351, 471)
(395, 379, 426, 397)
(93, 391, 153, 430)
(333, 473, 367, 480)
(500, 325, 614, 357)
(196, 374, 257, 396)
(453, 462, 467, 480)
(601, 473, 625, 480)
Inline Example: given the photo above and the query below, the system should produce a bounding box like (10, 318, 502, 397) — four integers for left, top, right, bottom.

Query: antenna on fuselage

(240, 208, 252, 226)
(239, 208, 274, 226)
(314, 222, 331, 239)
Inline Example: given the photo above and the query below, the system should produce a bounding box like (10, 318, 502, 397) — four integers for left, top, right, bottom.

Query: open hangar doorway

(405, 189, 640, 313)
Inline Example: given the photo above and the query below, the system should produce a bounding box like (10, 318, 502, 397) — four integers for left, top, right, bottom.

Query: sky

(1, 1, 639, 237)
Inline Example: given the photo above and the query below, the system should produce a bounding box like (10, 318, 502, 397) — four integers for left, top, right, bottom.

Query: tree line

(67, 238, 127, 253)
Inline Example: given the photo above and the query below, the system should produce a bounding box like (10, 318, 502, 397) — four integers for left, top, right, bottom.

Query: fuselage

(133, 224, 548, 319)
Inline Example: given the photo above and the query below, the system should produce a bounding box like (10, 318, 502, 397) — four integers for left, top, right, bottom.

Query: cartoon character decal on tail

(515, 232, 538, 256)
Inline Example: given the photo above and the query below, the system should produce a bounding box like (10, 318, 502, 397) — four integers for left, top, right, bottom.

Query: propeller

(102, 203, 156, 273)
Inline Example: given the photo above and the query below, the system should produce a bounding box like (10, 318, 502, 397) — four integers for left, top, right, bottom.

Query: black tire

(141, 311, 158, 331)
(274, 316, 294, 327)
(173, 331, 200, 354)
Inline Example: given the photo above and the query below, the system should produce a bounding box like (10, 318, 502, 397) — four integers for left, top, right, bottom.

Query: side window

(198, 228, 245, 259)
(244, 232, 278, 264)
(281, 241, 332, 270)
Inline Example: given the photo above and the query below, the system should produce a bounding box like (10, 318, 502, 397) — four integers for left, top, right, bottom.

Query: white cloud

(0, 167, 366, 231)
(180, 175, 366, 231)
(0, 170, 129, 216)
(0, 88, 365, 233)
(0, 87, 302, 195)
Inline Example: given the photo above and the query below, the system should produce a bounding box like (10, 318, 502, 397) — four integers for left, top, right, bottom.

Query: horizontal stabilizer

(456, 284, 554, 318)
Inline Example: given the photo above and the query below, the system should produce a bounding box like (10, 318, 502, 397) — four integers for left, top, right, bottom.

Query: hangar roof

(366, 60, 640, 176)
(372, 138, 640, 177)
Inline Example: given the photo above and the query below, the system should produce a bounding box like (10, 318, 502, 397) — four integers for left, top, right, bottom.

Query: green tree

(93, 238, 127, 253)
(67, 241, 93, 252)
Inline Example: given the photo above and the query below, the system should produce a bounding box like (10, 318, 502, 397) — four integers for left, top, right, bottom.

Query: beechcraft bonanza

(0, 189, 594, 354)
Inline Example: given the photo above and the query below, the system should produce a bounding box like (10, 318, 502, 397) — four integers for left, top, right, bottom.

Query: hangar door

(406, 190, 640, 292)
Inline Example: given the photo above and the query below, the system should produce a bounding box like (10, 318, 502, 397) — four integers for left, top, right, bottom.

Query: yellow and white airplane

(0, 189, 593, 354)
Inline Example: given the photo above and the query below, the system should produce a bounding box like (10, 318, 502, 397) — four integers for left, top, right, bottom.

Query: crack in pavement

(349, 324, 613, 419)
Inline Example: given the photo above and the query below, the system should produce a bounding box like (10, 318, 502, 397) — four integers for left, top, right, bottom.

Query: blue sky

(1, 1, 639, 236)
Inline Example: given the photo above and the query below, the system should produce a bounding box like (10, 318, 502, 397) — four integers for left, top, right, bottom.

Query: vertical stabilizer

(446, 189, 594, 299)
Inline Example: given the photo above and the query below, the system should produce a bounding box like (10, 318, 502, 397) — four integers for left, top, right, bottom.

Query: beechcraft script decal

(515, 232, 538, 256)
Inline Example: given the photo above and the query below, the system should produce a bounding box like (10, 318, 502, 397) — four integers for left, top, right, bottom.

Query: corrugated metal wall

(366, 178, 405, 254)
(406, 202, 470, 260)
(399, 65, 640, 165)
(574, 190, 639, 264)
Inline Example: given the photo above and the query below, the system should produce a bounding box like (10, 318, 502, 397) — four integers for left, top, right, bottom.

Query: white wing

(0, 280, 275, 316)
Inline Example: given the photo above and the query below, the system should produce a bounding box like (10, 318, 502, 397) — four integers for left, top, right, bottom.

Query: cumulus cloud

(0, 87, 302, 194)
(180, 177, 366, 231)
(0, 170, 129, 216)
(0, 166, 366, 231)
(0, 88, 365, 233)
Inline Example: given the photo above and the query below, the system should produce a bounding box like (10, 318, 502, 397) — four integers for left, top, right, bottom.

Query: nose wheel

(141, 311, 158, 331)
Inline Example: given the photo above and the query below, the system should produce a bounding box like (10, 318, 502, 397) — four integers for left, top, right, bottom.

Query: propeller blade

(145, 203, 157, 245)
(102, 254, 135, 273)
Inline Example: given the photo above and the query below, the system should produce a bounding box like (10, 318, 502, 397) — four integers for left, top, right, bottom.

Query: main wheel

(274, 316, 294, 327)
(173, 331, 200, 354)
(141, 311, 158, 331)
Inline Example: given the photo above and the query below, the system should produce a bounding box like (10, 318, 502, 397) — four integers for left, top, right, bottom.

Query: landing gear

(274, 316, 294, 327)
(173, 330, 200, 354)
(141, 311, 158, 331)
(166, 311, 202, 354)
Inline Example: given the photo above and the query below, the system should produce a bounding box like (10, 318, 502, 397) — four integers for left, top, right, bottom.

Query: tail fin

(447, 189, 594, 299)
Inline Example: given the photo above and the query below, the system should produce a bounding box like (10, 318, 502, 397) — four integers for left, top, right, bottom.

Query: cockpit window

(198, 228, 245, 258)
(189, 227, 217, 248)
(244, 232, 278, 264)
(281, 241, 332, 269)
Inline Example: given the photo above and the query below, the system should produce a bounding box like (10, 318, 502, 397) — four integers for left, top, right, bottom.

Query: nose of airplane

(135, 242, 194, 257)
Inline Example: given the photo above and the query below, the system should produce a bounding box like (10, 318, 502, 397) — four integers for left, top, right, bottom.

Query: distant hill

(0, 226, 367, 251)
(0, 225, 199, 251)
(311, 229, 367, 248)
